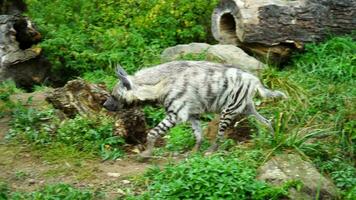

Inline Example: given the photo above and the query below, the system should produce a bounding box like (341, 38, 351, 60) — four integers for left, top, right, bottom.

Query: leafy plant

(56, 115, 125, 160)
(0, 80, 24, 117)
(136, 154, 290, 199)
(25, 0, 219, 77)
(0, 182, 10, 200)
(82, 70, 117, 90)
(164, 124, 195, 152)
(6, 183, 98, 200)
(344, 186, 356, 200)
(7, 105, 125, 160)
(316, 157, 356, 190)
(7, 106, 57, 145)
(143, 106, 165, 128)
(0, 80, 22, 102)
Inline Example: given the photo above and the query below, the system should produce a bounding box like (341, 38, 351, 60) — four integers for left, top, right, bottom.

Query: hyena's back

(163, 66, 256, 121)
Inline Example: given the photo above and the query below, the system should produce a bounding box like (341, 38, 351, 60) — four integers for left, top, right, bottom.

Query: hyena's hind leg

(244, 102, 274, 134)
(140, 112, 177, 158)
(189, 116, 203, 152)
(205, 110, 237, 154)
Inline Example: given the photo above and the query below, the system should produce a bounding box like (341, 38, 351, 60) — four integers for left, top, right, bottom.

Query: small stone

(107, 172, 121, 178)
(28, 179, 36, 185)
(117, 188, 125, 195)
(121, 180, 130, 184)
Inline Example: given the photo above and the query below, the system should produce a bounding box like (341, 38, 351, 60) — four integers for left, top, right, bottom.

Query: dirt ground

(0, 92, 172, 199)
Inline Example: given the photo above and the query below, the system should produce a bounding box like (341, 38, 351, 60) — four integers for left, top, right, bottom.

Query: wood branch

(211, 0, 356, 62)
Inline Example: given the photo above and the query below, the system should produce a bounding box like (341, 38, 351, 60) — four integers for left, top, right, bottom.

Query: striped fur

(103, 61, 287, 157)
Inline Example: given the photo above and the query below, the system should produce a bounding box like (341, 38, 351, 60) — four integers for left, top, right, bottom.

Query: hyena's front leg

(140, 112, 177, 158)
(189, 116, 202, 152)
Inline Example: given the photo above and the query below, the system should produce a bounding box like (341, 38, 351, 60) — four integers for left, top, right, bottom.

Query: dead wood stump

(45, 79, 147, 144)
(0, 15, 50, 89)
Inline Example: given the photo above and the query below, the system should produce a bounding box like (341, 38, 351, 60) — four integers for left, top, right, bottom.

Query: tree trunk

(212, 0, 356, 63)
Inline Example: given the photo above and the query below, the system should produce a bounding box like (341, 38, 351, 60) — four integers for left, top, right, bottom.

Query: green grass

(248, 35, 356, 197)
(25, 0, 219, 77)
(291, 36, 355, 82)
(0, 80, 24, 118)
(6, 105, 125, 161)
(0, 182, 101, 200)
(133, 153, 293, 199)
(82, 70, 117, 90)
(4, 1, 356, 197)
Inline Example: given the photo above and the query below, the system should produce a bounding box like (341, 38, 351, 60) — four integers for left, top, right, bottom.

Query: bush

(137, 154, 290, 199)
(7, 105, 125, 160)
(57, 115, 125, 160)
(25, 0, 218, 76)
(7, 106, 56, 145)
(2, 183, 98, 200)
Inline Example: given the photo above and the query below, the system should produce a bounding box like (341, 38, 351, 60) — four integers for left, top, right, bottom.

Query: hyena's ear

(116, 65, 132, 90)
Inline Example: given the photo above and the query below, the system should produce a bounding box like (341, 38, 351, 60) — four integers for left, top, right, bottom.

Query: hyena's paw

(139, 150, 153, 158)
(274, 90, 288, 99)
(204, 144, 218, 156)
(135, 150, 153, 162)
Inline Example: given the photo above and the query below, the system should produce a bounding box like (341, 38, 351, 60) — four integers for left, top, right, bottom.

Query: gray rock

(161, 43, 210, 62)
(257, 153, 339, 200)
(161, 43, 265, 74)
(206, 44, 264, 73)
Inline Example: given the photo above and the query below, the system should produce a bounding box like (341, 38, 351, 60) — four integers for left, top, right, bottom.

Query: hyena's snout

(103, 96, 119, 111)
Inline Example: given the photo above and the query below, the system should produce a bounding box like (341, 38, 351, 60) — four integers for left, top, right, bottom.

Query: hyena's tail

(255, 81, 287, 99)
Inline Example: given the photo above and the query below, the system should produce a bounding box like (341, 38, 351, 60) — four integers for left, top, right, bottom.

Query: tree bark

(212, 0, 356, 62)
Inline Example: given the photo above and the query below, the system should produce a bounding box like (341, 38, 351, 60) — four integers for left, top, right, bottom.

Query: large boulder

(161, 43, 265, 75)
(45, 79, 147, 144)
(257, 153, 339, 200)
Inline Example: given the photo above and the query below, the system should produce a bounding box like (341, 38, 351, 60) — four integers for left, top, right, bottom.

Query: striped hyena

(103, 61, 286, 158)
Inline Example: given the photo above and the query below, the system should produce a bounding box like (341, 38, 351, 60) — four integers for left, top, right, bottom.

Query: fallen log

(212, 0, 356, 62)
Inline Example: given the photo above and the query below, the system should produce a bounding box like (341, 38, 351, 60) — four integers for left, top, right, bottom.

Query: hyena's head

(103, 66, 134, 112)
